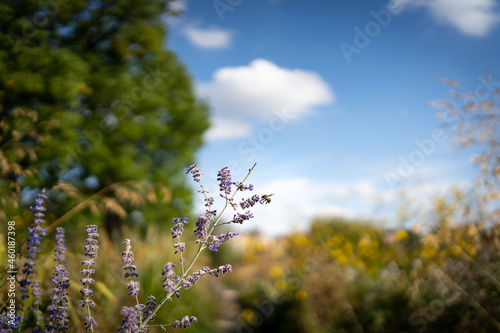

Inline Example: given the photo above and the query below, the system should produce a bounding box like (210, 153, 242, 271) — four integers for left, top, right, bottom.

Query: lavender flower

(185, 164, 202, 183)
(204, 196, 214, 207)
(172, 217, 189, 264)
(240, 194, 261, 209)
(229, 198, 238, 210)
(53, 227, 67, 263)
(234, 181, 254, 192)
(179, 263, 233, 292)
(208, 231, 239, 252)
(46, 227, 70, 332)
(19, 189, 48, 328)
(117, 306, 144, 333)
(0, 310, 20, 331)
(117, 307, 137, 333)
(122, 239, 140, 297)
(171, 217, 188, 239)
(142, 296, 157, 324)
(194, 210, 216, 240)
(20, 189, 48, 302)
(0, 311, 19, 332)
(126, 280, 140, 298)
(29, 281, 43, 330)
(179, 268, 207, 290)
(171, 316, 198, 328)
(162, 263, 179, 300)
(206, 264, 233, 278)
(173, 242, 185, 255)
(179, 278, 194, 290)
(162, 262, 176, 279)
(231, 211, 254, 224)
(80, 225, 99, 331)
(82, 317, 98, 331)
(217, 167, 232, 196)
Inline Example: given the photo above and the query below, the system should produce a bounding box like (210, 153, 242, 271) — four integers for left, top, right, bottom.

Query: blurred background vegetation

(1, 1, 500, 332)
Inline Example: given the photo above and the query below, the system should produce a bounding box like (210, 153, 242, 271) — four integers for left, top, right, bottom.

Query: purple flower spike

(172, 216, 188, 239)
(172, 316, 198, 328)
(122, 239, 140, 297)
(204, 196, 214, 207)
(143, 296, 157, 324)
(80, 225, 99, 331)
(46, 227, 70, 332)
(21, 189, 48, 304)
(208, 231, 239, 252)
(240, 194, 261, 209)
(162, 262, 180, 299)
(234, 182, 254, 192)
(162, 262, 177, 278)
(185, 164, 203, 183)
(194, 210, 216, 240)
(217, 167, 232, 196)
(231, 211, 254, 224)
(117, 306, 140, 333)
(173, 242, 185, 254)
(83, 316, 98, 331)
(211, 264, 232, 277)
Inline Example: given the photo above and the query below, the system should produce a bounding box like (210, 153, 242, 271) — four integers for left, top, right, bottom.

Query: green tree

(0, 0, 209, 237)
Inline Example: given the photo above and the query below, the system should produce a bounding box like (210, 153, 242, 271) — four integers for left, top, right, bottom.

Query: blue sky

(165, 0, 500, 235)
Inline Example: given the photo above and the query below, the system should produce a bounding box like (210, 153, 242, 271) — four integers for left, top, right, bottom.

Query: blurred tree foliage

(0, 0, 209, 237)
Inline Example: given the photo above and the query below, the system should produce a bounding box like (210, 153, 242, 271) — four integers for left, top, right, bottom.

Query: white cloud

(237, 177, 380, 236)
(183, 26, 233, 49)
(197, 59, 334, 122)
(204, 117, 252, 140)
(389, 0, 500, 36)
(168, 0, 187, 12)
